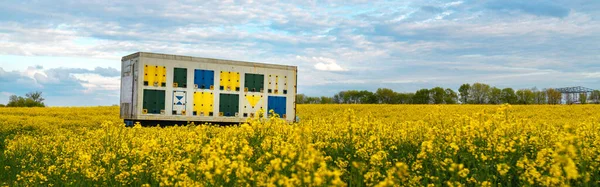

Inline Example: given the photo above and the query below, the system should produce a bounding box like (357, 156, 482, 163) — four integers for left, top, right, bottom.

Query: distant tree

(579, 93, 588, 104)
(333, 91, 345, 104)
(516, 89, 525, 104)
(516, 89, 535, 105)
(500, 88, 517, 104)
(298, 85, 580, 105)
(444, 88, 458, 104)
(413, 89, 431, 104)
(524, 89, 535, 104)
(430, 87, 446, 104)
(330, 90, 377, 104)
(309, 96, 322, 104)
(296, 94, 307, 104)
(488, 87, 502, 104)
(534, 88, 548, 104)
(546, 88, 562, 105)
(320, 96, 333, 104)
(458, 84, 471, 104)
(7, 91, 45, 107)
(27, 91, 45, 103)
(375, 88, 396, 104)
(344, 90, 358, 103)
(530, 87, 546, 104)
(590, 90, 600, 104)
(8, 95, 18, 106)
(358, 90, 377, 104)
(395, 93, 414, 104)
(469, 83, 490, 104)
(0, 104, 5, 107)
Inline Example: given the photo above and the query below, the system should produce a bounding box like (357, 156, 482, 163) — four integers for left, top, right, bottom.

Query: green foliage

(533, 88, 547, 104)
(296, 94, 333, 104)
(6, 91, 45, 107)
(579, 93, 587, 104)
(458, 84, 471, 104)
(488, 87, 502, 104)
(296, 94, 307, 104)
(516, 89, 535, 104)
(430, 87, 445, 104)
(298, 84, 598, 105)
(320, 96, 334, 104)
(501, 88, 518, 104)
(546, 88, 562, 105)
(413, 89, 431, 104)
(444, 88, 458, 104)
(469, 83, 491, 104)
(375, 88, 396, 104)
(332, 90, 376, 104)
(395, 93, 414, 104)
(590, 90, 600, 104)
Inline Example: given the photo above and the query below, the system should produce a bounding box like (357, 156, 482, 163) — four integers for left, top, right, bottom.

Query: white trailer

(120, 52, 297, 126)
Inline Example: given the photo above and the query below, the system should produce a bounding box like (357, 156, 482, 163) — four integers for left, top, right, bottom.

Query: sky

(0, 0, 599, 106)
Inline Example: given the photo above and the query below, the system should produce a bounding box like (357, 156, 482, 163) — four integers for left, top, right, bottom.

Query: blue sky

(0, 0, 599, 106)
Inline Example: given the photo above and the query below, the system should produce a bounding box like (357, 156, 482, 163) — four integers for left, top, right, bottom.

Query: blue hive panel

(268, 96, 286, 117)
(194, 69, 215, 89)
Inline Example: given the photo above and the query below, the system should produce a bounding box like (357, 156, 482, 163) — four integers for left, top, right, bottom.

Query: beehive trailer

(120, 52, 297, 126)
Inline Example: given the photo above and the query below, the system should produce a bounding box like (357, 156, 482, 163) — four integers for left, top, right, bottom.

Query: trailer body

(120, 52, 297, 125)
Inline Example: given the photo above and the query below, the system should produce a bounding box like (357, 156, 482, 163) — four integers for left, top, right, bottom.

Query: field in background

(1, 105, 599, 186)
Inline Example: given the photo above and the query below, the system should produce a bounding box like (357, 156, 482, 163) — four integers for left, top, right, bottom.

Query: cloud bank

(0, 0, 598, 105)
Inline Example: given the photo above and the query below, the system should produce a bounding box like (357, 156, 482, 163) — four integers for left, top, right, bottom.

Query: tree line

(297, 87, 458, 104)
(0, 91, 46, 107)
(297, 83, 600, 105)
(458, 83, 600, 104)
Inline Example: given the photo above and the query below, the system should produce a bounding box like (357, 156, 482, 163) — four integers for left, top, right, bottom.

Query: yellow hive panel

(245, 95, 262, 107)
(144, 65, 166, 87)
(220, 71, 228, 88)
(158, 66, 166, 86)
(220, 71, 240, 90)
(242, 93, 264, 118)
(144, 65, 153, 85)
(193, 92, 214, 116)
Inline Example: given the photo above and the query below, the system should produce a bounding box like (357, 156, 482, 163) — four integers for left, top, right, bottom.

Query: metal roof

(555, 86, 595, 93)
(122, 52, 297, 71)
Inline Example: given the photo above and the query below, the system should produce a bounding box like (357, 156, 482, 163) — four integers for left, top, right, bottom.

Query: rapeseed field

(1, 105, 599, 186)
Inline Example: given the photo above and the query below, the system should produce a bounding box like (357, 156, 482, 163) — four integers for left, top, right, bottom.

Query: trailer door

(120, 60, 135, 119)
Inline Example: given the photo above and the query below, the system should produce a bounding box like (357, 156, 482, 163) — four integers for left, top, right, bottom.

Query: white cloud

(71, 73, 120, 94)
(315, 61, 346, 71)
(21, 65, 47, 82)
(383, 79, 427, 84)
(444, 1, 463, 7)
(0, 65, 121, 105)
(582, 72, 600, 78)
(295, 56, 347, 71)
